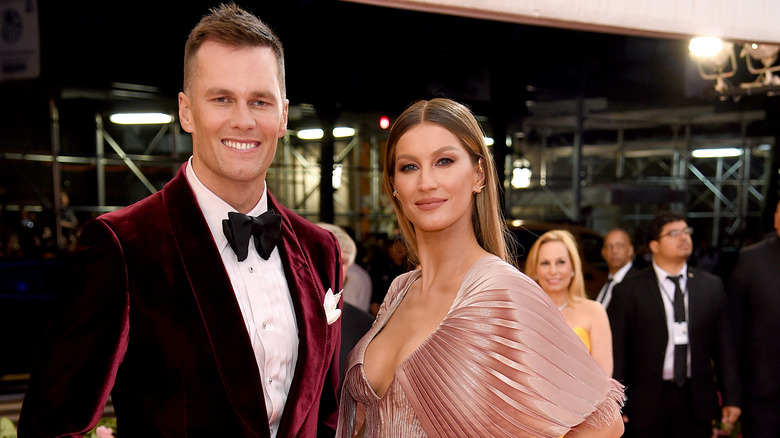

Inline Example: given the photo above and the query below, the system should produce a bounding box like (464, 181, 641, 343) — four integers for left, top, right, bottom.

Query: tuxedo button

(262, 322, 267, 329)
(248, 266, 254, 273)
(268, 378, 273, 384)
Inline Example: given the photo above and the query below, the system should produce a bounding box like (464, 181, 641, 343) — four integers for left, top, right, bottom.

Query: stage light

(689, 37, 737, 94)
(689, 37, 726, 59)
(296, 127, 356, 140)
(297, 128, 324, 140)
(332, 164, 343, 190)
(109, 113, 173, 125)
(690, 37, 780, 96)
(511, 158, 532, 188)
(333, 127, 355, 138)
(379, 116, 390, 129)
(691, 148, 741, 158)
(740, 43, 780, 88)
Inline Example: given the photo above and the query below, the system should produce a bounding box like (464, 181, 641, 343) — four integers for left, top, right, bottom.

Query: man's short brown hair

(183, 3, 285, 97)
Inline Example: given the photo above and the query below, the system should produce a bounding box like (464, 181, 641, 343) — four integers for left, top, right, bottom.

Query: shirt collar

(185, 157, 268, 253)
(612, 261, 633, 282)
(652, 259, 687, 289)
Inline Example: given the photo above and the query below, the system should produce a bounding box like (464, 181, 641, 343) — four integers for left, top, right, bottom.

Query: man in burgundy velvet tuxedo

(18, 4, 342, 437)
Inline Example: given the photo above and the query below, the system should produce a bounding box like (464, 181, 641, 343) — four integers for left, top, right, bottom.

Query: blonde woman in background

(526, 230, 614, 376)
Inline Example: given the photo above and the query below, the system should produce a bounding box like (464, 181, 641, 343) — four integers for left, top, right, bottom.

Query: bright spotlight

(296, 127, 355, 140)
(110, 113, 173, 125)
(332, 164, 343, 190)
(689, 37, 724, 59)
(333, 127, 356, 138)
(689, 37, 737, 93)
(297, 129, 324, 140)
(691, 148, 741, 158)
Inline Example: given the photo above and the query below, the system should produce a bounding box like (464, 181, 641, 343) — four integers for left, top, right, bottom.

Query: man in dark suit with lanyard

(608, 211, 740, 437)
(726, 200, 780, 438)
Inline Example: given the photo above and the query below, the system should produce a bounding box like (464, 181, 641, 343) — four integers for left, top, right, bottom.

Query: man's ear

(278, 99, 289, 138)
(178, 92, 194, 133)
(648, 240, 658, 255)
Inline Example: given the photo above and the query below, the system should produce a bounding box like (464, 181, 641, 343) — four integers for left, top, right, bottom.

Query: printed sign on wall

(0, 0, 40, 81)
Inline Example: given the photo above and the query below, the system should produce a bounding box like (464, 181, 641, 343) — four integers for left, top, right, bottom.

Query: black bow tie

(222, 210, 282, 262)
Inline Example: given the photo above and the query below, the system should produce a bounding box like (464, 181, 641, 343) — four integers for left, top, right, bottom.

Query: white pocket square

(323, 288, 343, 325)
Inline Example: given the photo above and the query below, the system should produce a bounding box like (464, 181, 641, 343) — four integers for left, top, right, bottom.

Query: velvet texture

(338, 255, 624, 438)
(19, 163, 342, 437)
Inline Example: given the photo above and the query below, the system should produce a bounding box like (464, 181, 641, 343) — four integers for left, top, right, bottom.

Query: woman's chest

(363, 289, 454, 396)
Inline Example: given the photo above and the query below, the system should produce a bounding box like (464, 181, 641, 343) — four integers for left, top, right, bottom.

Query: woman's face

(535, 240, 574, 296)
(392, 123, 482, 235)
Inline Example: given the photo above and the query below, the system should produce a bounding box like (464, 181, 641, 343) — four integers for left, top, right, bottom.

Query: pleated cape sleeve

(396, 256, 624, 438)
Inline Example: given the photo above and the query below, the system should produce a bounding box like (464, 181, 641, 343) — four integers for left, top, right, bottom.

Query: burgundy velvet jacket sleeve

(19, 218, 130, 437)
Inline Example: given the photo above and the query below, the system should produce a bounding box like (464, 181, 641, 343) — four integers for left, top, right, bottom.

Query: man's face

(178, 41, 288, 194)
(601, 230, 634, 272)
(650, 220, 693, 264)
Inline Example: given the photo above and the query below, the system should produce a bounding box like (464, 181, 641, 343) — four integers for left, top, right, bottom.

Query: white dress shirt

(596, 261, 634, 308)
(186, 158, 297, 437)
(651, 261, 690, 382)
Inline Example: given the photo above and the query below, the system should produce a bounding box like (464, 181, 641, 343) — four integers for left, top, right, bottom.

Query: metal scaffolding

(2, 100, 775, 248)
(510, 104, 774, 243)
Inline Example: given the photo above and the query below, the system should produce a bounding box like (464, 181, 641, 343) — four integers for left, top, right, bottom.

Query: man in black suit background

(725, 200, 780, 438)
(608, 211, 740, 437)
(596, 228, 639, 309)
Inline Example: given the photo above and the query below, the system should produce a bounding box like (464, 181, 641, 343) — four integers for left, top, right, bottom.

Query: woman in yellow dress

(525, 230, 614, 376)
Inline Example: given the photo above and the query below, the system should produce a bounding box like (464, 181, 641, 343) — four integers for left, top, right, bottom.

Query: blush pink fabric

(337, 255, 624, 438)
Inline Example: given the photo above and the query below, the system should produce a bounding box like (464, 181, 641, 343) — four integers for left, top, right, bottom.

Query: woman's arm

(588, 301, 614, 376)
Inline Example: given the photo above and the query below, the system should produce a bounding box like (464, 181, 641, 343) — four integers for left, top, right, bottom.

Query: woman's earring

(571, 272, 575, 278)
(392, 190, 398, 197)
(475, 158, 486, 194)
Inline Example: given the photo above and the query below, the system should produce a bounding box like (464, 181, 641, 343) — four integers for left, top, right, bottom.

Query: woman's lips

(415, 198, 446, 211)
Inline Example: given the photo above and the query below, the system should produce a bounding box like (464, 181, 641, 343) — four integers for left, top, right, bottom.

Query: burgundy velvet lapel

(163, 164, 271, 438)
(268, 192, 331, 437)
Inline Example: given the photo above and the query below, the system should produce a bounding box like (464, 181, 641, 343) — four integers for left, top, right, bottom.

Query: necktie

(668, 275, 687, 387)
(222, 210, 282, 262)
(597, 277, 613, 304)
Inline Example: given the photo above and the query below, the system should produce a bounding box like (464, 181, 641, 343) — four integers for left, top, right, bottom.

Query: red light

(379, 116, 390, 130)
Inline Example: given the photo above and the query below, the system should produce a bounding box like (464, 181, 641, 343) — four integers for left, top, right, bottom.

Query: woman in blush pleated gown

(336, 98, 625, 438)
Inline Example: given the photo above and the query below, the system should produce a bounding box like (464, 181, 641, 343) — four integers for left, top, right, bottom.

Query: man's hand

(719, 406, 742, 433)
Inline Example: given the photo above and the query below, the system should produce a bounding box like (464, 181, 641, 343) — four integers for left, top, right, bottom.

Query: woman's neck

(546, 289, 568, 308)
(414, 225, 488, 295)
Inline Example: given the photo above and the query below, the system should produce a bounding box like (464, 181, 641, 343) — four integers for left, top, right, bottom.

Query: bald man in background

(597, 229, 639, 308)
